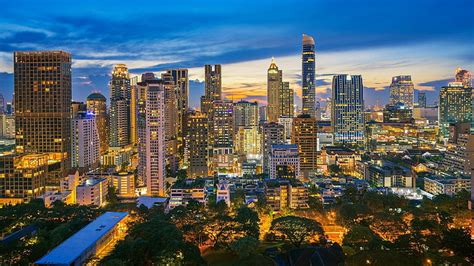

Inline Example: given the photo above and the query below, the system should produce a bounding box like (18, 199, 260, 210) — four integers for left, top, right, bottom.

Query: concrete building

(302, 34, 316, 117)
(71, 112, 100, 172)
(383, 103, 413, 123)
(442, 123, 474, 175)
(14, 51, 72, 185)
(424, 175, 471, 196)
(35, 212, 128, 266)
(201, 65, 222, 114)
(265, 179, 308, 211)
(0, 114, 15, 139)
(210, 100, 235, 174)
(439, 82, 472, 138)
(278, 116, 293, 143)
(86, 92, 109, 155)
(169, 179, 206, 209)
(292, 114, 317, 177)
(109, 64, 131, 148)
(279, 81, 294, 118)
(269, 144, 300, 179)
(262, 122, 285, 174)
(389, 75, 414, 109)
(112, 172, 135, 198)
(216, 182, 231, 207)
(366, 161, 414, 188)
(332, 74, 365, 144)
(76, 177, 108, 206)
(321, 146, 360, 174)
(185, 111, 209, 178)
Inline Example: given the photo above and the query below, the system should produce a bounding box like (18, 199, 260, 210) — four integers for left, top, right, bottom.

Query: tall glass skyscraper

(331, 74, 365, 144)
(109, 64, 131, 148)
(302, 34, 316, 117)
(439, 82, 472, 138)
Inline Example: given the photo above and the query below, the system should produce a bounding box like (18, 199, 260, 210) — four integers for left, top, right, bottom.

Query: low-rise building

(265, 179, 308, 211)
(216, 182, 231, 206)
(76, 177, 109, 206)
(321, 146, 360, 174)
(366, 161, 414, 188)
(269, 144, 300, 179)
(168, 179, 206, 209)
(424, 175, 471, 196)
(112, 172, 135, 197)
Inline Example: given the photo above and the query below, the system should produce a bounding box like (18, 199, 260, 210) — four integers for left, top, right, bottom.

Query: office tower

(234, 100, 259, 128)
(161, 72, 179, 173)
(185, 111, 209, 177)
(455, 68, 472, 88)
(14, 51, 72, 185)
(383, 103, 413, 123)
(109, 64, 131, 147)
(167, 69, 189, 164)
(201, 65, 222, 114)
(267, 58, 282, 122)
(209, 100, 234, 173)
(136, 80, 166, 196)
(71, 101, 86, 118)
(71, 112, 100, 172)
(389, 75, 414, 109)
(279, 81, 294, 118)
(292, 114, 317, 177)
(0, 154, 48, 202)
(269, 144, 300, 179)
(130, 76, 139, 145)
(86, 92, 108, 155)
(302, 34, 316, 117)
(332, 74, 365, 144)
(262, 122, 285, 174)
(418, 92, 426, 108)
(439, 82, 472, 138)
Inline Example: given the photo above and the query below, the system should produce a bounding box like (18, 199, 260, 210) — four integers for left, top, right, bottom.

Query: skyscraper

(71, 111, 100, 172)
(439, 82, 472, 138)
(332, 74, 365, 144)
(185, 111, 209, 178)
(234, 101, 260, 157)
(302, 34, 316, 117)
(109, 64, 131, 148)
(87, 92, 108, 155)
(137, 80, 166, 196)
(389, 75, 414, 109)
(455, 68, 472, 88)
(279, 81, 294, 118)
(267, 58, 282, 122)
(292, 114, 317, 177)
(161, 72, 179, 173)
(200, 65, 222, 114)
(262, 122, 285, 174)
(417, 92, 426, 108)
(0, 93, 4, 114)
(14, 51, 72, 185)
(209, 100, 234, 174)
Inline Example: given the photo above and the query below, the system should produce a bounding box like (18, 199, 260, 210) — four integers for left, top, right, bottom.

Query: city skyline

(0, 0, 473, 108)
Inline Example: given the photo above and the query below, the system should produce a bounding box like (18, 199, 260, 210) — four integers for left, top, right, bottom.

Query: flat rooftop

(35, 212, 128, 265)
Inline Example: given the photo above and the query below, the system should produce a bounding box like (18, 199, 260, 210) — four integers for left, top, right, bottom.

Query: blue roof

(271, 144, 298, 149)
(35, 212, 128, 265)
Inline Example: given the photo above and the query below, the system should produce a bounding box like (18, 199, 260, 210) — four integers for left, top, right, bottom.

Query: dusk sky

(0, 0, 473, 108)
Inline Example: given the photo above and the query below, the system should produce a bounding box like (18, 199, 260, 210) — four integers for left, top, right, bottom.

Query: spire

(269, 57, 278, 70)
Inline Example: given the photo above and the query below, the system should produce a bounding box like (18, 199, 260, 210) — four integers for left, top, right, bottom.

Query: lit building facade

(279, 81, 294, 118)
(86, 92, 108, 155)
(389, 75, 414, 109)
(201, 65, 222, 115)
(439, 82, 472, 138)
(262, 122, 285, 174)
(332, 74, 365, 144)
(210, 100, 235, 174)
(14, 51, 72, 185)
(71, 112, 100, 172)
(185, 111, 209, 178)
(76, 177, 108, 206)
(269, 144, 300, 179)
(109, 64, 131, 147)
(267, 58, 282, 122)
(292, 114, 317, 177)
(302, 34, 316, 117)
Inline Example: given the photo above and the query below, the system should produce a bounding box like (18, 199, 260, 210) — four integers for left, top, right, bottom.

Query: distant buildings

(417, 92, 426, 108)
(0, 114, 15, 139)
(438, 82, 472, 138)
(234, 101, 260, 157)
(269, 144, 300, 179)
(14, 51, 72, 185)
(302, 34, 316, 117)
(389, 75, 414, 109)
(109, 64, 131, 148)
(86, 92, 108, 155)
(201, 65, 221, 114)
(383, 103, 413, 123)
(441, 123, 474, 175)
(331, 74, 365, 144)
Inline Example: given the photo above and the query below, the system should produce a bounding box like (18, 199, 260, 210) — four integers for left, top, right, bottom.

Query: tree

(441, 228, 474, 260)
(343, 225, 380, 251)
(232, 188, 246, 208)
(329, 164, 342, 175)
(230, 237, 259, 258)
(270, 216, 324, 247)
(106, 186, 119, 206)
(235, 206, 260, 239)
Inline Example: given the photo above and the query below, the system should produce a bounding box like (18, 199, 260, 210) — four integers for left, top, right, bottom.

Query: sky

(0, 0, 473, 109)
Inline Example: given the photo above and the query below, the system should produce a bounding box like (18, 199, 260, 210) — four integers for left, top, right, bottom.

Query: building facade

(262, 122, 285, 174)
(439, 82, 472, 138)
(71, 112, 100, 172)
(302, 34, 316, 117)
(86, 92, 108, 155)
(292, 114, 317, 177)
(201, 65, 221, 114)
(109, 64, 131, 147)
(185, 111, 209, 178)
(269, 144, 300, 179)
(389, 75, 414, 109)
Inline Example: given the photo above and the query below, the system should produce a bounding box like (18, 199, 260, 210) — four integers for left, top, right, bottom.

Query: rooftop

(35, 212, 128, 265)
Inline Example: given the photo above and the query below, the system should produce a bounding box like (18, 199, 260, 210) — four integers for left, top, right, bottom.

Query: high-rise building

(262, 122, 285, 174)
(0, 93, 5, 114)
(167, 69, 188, 164)
(161, 72, 179, 174)
(267, 58, 282, 122)
(109, 64, 131, 147)
(14, 51, 72, 185)
(259, 105, 268, 126)
(137, 80, 166, 196)
(417, 92, 426, 108)
(279, 81, 294, 118)
(234, 101, 260, 157)
(292, 114, 317, 177)
(201, 65, 222, 114)
(209, 100, 234, 174)
(383, 103, 413, 123)
(71, 101, 86, 118)
(185, 111, 209, 178)
(130, 76, 139, 145)
(0, 114, 15, 139)
(0, 153, 48, 203)
(5, 102, 13, 115)
(302, 34, 316, 117)
(278, 116, 293, 144)
(332, 74, 365, 144)
(455, 68, 472, 88)
(234, 100, 259, 128)
(439, 82, 472, 138)
(389, 75, 414, 109)
(86, 92, 108, 155)
(71, 112, 100, 172)
(269, 144, 300, 179)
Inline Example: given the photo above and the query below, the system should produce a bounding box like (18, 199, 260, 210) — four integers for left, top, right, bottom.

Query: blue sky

(0, 0, 473, 108)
